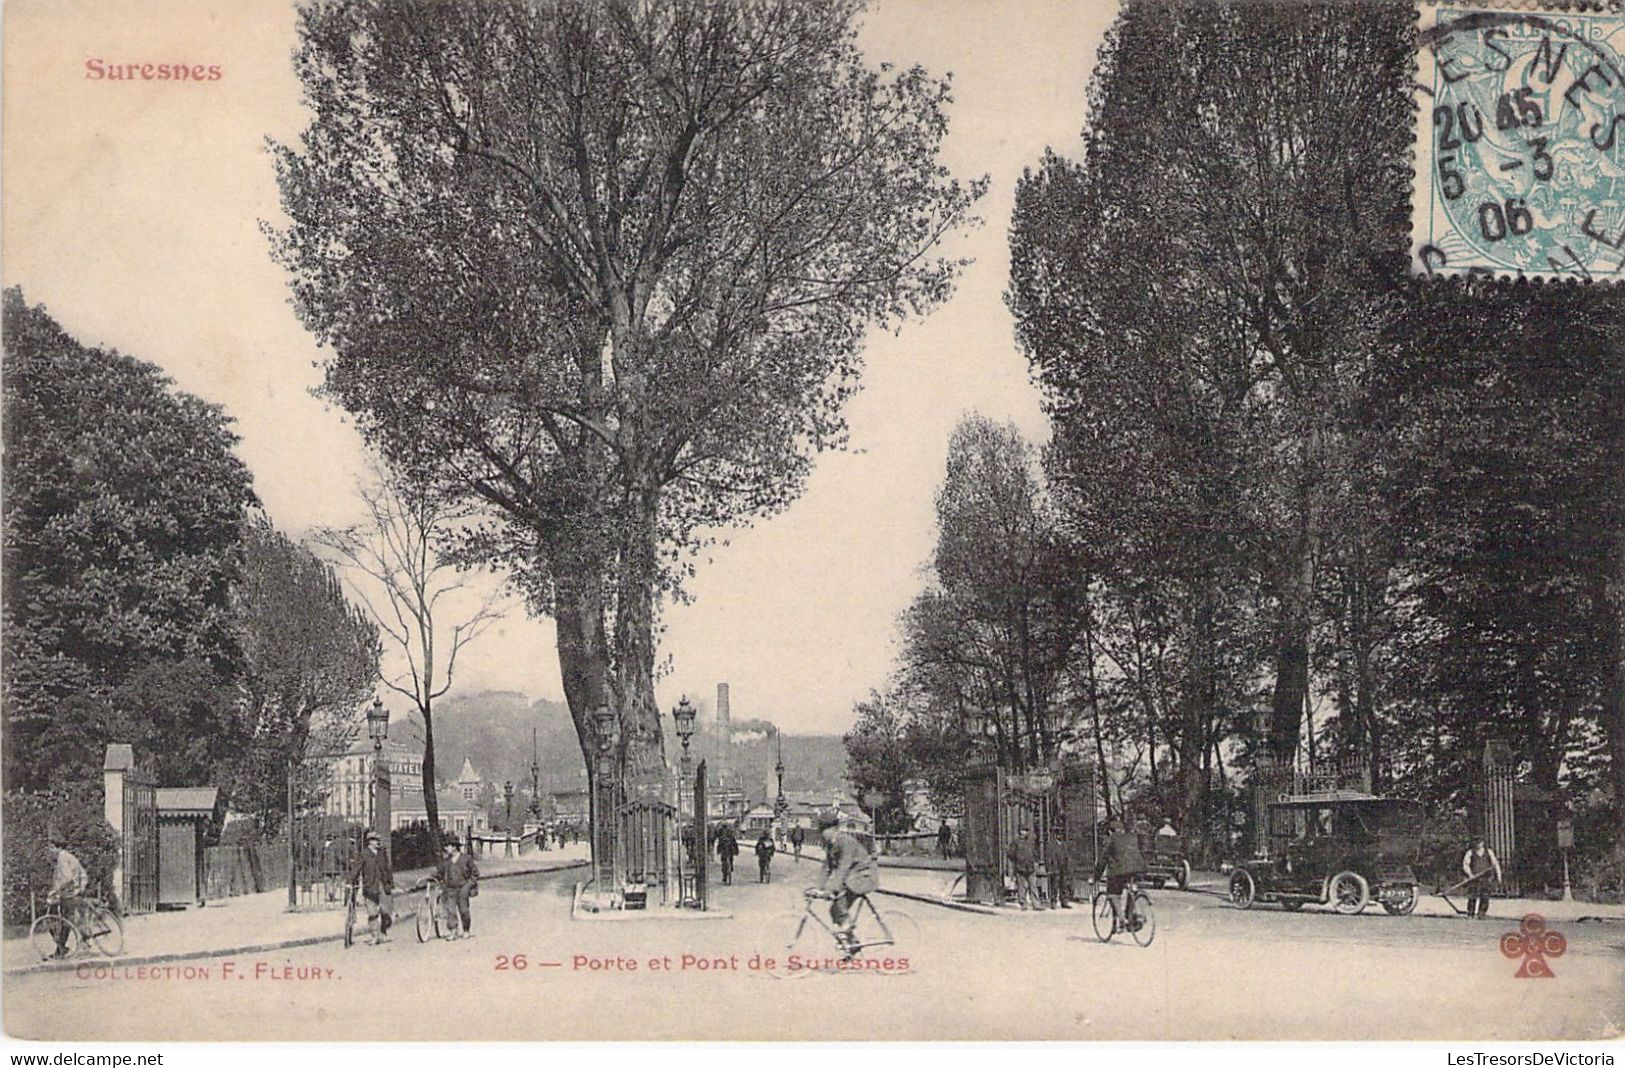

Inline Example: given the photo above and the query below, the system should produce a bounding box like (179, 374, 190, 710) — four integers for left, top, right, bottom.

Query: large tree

(1, 288, 257, 792)
(1009, 0, 1411, 772)
(273, 0, 982, 781)
(230, 519, 381, 831)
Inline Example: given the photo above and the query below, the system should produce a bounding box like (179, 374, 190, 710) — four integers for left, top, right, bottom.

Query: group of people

(345, 829, 479, 945)
(696, 820, 811, 886)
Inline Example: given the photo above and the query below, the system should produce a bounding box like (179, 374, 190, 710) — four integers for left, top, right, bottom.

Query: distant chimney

(716, 683, 731, 787)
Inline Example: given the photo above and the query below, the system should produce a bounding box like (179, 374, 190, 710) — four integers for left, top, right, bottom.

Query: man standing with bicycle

(1093, 816, 1147, 931)
(46, 833, 89, 959)
(809, 811, 878, 953)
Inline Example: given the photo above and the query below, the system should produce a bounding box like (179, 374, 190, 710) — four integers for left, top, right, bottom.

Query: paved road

(7, 857, 1622, 1042)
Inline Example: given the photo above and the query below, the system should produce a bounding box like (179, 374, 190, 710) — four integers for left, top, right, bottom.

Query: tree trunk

(421, 703, 440, 850)
(1600, 517, 1625, 848)
(612, 489, 668, 779)
(1180, 583, 1215, 840)
(555, 565, 610, 773)
(1270, 529, 1313, 764)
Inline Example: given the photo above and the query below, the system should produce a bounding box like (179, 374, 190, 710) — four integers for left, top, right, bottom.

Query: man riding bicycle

(1093, 816, 1147, 931)
(45, 834, 90, 958)
(806, 811, 878, 953)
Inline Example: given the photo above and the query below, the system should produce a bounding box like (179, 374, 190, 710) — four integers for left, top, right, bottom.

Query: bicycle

(759, 889, 919, 979)
(1090, 879, 1156, 947)
(31, 896, 124, 962)
(415, 878, 444, 943)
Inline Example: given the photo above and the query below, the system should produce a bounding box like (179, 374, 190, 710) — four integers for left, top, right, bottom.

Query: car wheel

(1229, 870, 1255, 909)
(1382, 883, 1419, 916)
(1176, 860, 1191, 890)
(1329, 871, 1370, 915)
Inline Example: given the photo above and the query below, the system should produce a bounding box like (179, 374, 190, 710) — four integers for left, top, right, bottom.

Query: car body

(1138, 832, 1191, 890)
(1228, 793, 1423, 916)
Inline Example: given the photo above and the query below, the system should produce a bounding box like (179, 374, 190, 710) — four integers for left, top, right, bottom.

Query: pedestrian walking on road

(1008, 827, 1041, 910)
(436, 837, 479, 939)
(716, 823, 739, 885)
(1048, 821, 1073, 908)
(755, 832, 776, 883)
(937, 821, 952, 859)
(1462, 836, 1502, 919)
(790, 824, 805, 861)
(348, 830, 395, 944)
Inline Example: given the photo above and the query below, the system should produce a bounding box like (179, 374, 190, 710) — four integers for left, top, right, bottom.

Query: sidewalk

(3, 844, 590, 974)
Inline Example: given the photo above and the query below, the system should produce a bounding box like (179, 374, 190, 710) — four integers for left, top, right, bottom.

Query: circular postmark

(1421, 8, 1625, 277)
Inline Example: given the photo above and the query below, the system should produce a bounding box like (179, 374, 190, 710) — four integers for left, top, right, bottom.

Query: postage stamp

(1414, 3, 1625, 279)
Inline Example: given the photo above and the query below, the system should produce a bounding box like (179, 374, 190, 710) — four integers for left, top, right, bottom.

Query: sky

(2, 0, 1114, 735)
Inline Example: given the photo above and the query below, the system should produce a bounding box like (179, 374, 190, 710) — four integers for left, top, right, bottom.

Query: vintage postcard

(3, 0, 1623, 1046)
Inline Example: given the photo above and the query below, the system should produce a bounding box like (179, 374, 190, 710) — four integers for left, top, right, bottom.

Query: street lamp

(367, 696, 390, 853)
(672, 696, 697, 907)
(774, 727, 787, 829)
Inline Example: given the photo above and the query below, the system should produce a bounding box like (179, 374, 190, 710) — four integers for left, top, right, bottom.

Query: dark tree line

(2, 290, 380, 846)
(860, 1, 1623, 863)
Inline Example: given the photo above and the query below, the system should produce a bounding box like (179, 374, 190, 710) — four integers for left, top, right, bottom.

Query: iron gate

(122, 760, 158, 914)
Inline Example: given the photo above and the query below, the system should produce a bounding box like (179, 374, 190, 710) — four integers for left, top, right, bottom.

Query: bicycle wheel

(30, 915, 79, 962)
(1130, 892, 1156, 948)
(758, 909, 826, 980)
(416, 897, 436, 942)
(1091, 892, 1116, 942)
(853, 906, 918, 954)
(85, 906, 125, 957)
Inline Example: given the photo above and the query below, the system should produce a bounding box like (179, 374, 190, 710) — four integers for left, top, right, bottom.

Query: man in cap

(807, 811, 879, 954)
(1462, 836, 1502, 919)
(436, 835, 479, 939)
(347, 830, 395, 944)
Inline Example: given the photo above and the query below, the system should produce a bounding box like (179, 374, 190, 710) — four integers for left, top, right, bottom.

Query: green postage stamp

(1414, 3, 1625, 279)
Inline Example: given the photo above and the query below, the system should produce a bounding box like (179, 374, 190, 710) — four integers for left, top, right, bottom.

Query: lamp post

(672, 696, 697, 906)
(774, 727, 788, 831)
(366, 696, 391, 858)
(530, 728, 541, 820)
(592, 703, 618, 906)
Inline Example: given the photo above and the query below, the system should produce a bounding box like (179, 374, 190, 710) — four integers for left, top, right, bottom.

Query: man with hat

(347, 830, 395, 945)
(436, 835, 479, 939)
(807, 810, 878, 953)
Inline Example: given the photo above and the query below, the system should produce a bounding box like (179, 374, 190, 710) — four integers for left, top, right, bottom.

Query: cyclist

(1093, 816, 1148, 931)
(807, 811, 878, 954)
(45, 834, 90, 958)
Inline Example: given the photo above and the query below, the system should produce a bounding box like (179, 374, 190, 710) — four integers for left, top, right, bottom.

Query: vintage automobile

(1227, 793, 1423, 916)
(1138, 831, 1192, 890)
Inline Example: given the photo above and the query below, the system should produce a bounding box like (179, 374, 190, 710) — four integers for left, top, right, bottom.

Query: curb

(9, 860, 589, 976)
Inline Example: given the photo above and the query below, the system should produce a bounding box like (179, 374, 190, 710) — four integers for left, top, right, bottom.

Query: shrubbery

(3, 784, 120, 924)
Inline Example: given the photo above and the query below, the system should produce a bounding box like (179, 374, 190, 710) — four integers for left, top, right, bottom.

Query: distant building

(317, 737, 422, 822)
(550, 789, 589, 821)
(390, 790, 489, 837)
(455, 757, 483, 802)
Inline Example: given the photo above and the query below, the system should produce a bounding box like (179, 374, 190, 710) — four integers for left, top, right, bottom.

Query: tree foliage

(272, 0, 984, 779)
(230, 519, 381, 831)
(2, 288, 257, 793)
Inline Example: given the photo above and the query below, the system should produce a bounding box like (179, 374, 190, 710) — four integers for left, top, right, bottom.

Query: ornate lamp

(367, 695, 389, 745)
(672, 696, 696, 753)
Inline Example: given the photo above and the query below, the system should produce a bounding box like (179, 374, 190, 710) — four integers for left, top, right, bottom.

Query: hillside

(408, 691, 850, 801)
